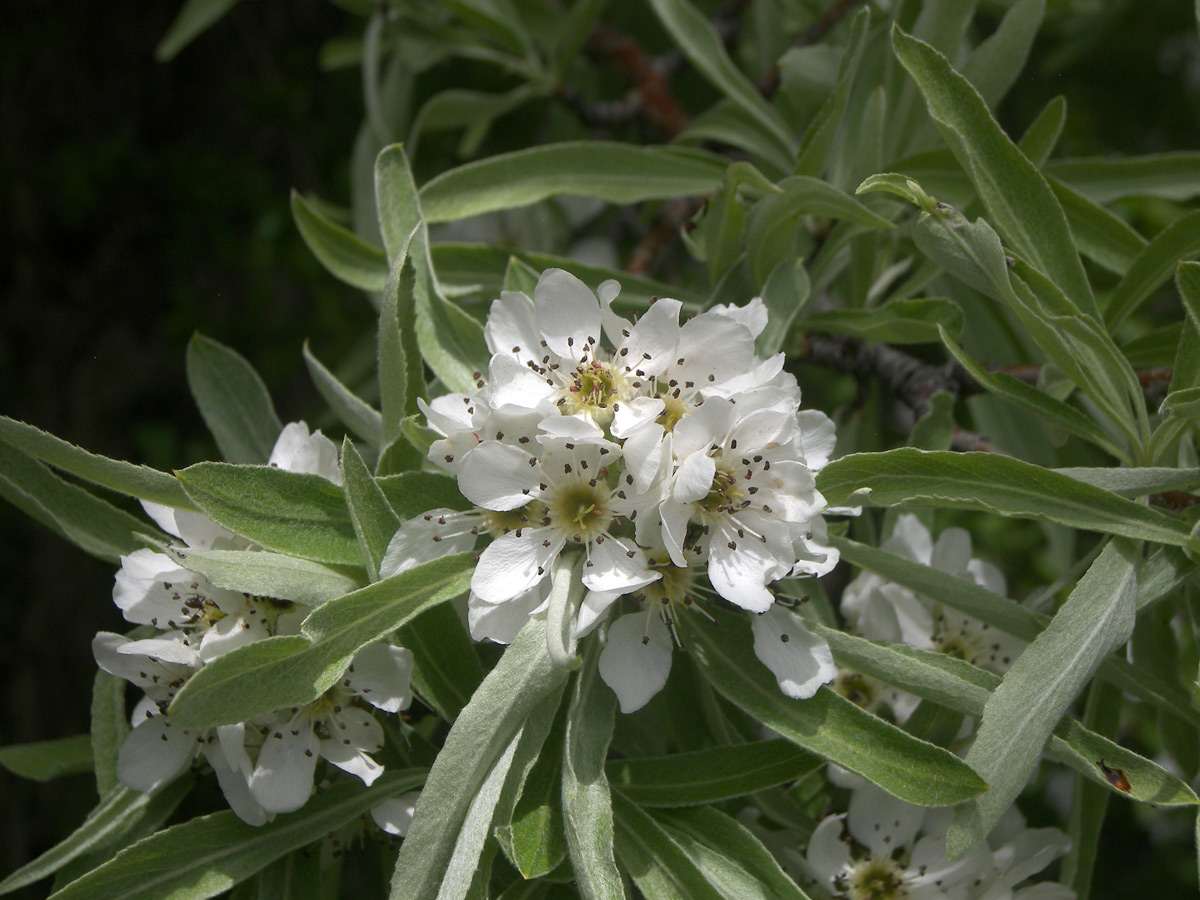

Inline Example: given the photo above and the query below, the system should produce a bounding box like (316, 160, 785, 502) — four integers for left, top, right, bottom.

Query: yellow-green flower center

(561, 361, 629, 427)
(845, 858, 909, 900)
(547, 481, 612, 540)
(698, 466, 743, 516)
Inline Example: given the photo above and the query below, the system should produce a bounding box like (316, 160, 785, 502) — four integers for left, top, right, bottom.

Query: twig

(624, 198, 700, 276)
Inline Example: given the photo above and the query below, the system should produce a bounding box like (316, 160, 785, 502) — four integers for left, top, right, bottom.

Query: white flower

(248, 642, 412, 814)
(837, 515, 1025, 725)
(267, 420, 342, 484)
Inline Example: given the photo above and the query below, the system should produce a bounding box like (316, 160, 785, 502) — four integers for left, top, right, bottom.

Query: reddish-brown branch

(589, 26, 690, 139)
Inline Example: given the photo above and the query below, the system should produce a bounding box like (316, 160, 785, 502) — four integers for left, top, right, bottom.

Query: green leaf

(910, 391, 955, 451)
(377, 471, 469, 518)
(1054, 467, 1200, 497)
(302, 342, 382, 449)
(185, 334, 283, 465)
(948, 540, 1139, 857)
(647, 0, 795, 168)
(443, 0, 534, 57)
(155, 0, 240, 61)
(678, 101, 794, 179)
(162, 545, 359, 606)
(91, 670, 127, 796)
(1061, 682, 1119, 900)
(340, 438, 400, 581)
(649, 807, 814, 900)
(817, 449, 1193, 548)
(795, 7, 870, 178)
(892, 25, 1096, 319)
(418, 144, 727, 223)
(497, 700, 568, 879)
(1105, 209, 1200, 329)
(168, 555, 473, 728)
(0, 735, 93, 782)
(177, 463, 361, 566)
(1160, 387, 1200, 420)
(47, 770, 423, 900)
(755, 261, 811, 357)
(0, 442, 147, 563)
(611, 791, 726, 900)
(855, 172, 938, 212)
(939, 327, 1129, 460)
(1016, 95, 1067, 165)
(397, 602, 484, 723)
(562, 640, 626, 900)
(960, 0, 1044, 110)
(1051, 177, 1147, 275)
(606, 740, 822, 808)
(1173, 262, 1200, 394)
(677, 608, 987, 806)
(389, 618, 570, 900)
(1046, 153, 1200, 204)
(801, 296, 962, 344)
(291, 190, 388, 292)
(0, 417, 192, 509)
(0, 779, 194, 897)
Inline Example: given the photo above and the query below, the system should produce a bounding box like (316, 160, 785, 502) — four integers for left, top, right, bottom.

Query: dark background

(2, 0, 1199, 896)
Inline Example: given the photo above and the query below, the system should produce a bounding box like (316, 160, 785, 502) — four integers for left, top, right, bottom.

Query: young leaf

(892, 25, 1096, 319)
(606, 740, 823, 808)
(1051, 177, 1147, 275)
(302, 342, 383, 449)
(0, 735, 93, 782)
(1105, 209, 1200, 329)
(167, 555, 473, 728)
(46, 770, 424, 900)
(611, 791, 727, 900)
(154, 0, 240, 61)
(0, 417, 192, 509)
(0, 442, 148, 564)
(959, 0, 1044, 110)
(291, 190, 388, 292)
(1016, 95, 1067, 165)
(1046, 153, 1200, 204)
(161, 545, 360, 606)
(418, 144, 727, 223)
(185, 334, 283, 465)
(496, 700, 569, 879)
(389, 618, 570, 900)
(677, 608, 987, 806)
(755, 261, 811, 357)
(176, 463, 361, 566)
(817, 449, 1193, 548)
(562, 640, 626, 900)
(1173, 261, 1200, 393)
(801, 296, 963, 344)
(948, 540, 1139, 857)
(340, 438, 400, 581)
(796, 7, 870, 178)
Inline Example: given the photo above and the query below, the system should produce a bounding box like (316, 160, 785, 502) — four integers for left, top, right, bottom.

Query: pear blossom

(793, 776, 1073, 900)
(837, 515, 1025, 726)
(384, 267, 843, 713)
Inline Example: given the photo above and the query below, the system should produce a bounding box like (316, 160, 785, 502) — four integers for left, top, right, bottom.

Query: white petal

(798, 409, 837, 471)
(909, 834, 991, 890)
(345, 643, 414, 713)
(380, 510, 477, 578)
(750, 608, 834, 699)
(119, 636, 202, 667)
(674, 313, 755, 388)
(802, 815, 851, 887)
(598, 612, 673, 713)
(618, 297, 681, 378)
(457, 441, 540, 511)
(467, 586, 548, 644)
(419, 394, 475, 436)
(610, 396, 665, 440)
(250, 713, 319, 814)
(708, 296, 768, 338)
(487, 353, 557, 408)
(660, 500, 691, 568)
(576, 589, 622, 637)
(672, 452, 715, 503)
(371, 792, 421, 836)
(886, 514, 933, 564)
(672, 397, 734, 459)
(321, 738, 385, 786)
(269, 421, 342, 484)
(202, 738, 268, 826)
(846, 781, 924, 858)
(994, 827, 1071, 886)
(706, 522, 787, 613)
(485, 290, 542, 362)
(198, 613, 267, 662)
(968, 558, 1007, 596)
(140, 500, 231, 550)
(931, 527, 972, 577)
(117, 715, 198, 793)
(597, 279, 630, 344)
(582, 535, 659, 594)
(112, 549, 187, 626)
(470, 529, 561, 604)
(533, 268, 600, 360)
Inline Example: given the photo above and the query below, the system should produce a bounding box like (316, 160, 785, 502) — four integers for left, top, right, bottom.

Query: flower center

(638, 553, 693, 607)
(833, 669, 881, 712)
(698, 465, 743, 516)
(654, 391, 691, 433)
(562, 361, 628, 427)
(546, 480, 612, 541)
(844, 858, 910, 900)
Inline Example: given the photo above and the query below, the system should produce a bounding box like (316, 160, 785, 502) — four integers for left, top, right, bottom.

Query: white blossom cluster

(93, 423, 415, 829)
(790, 770, 1074, 900)
(836, 515, 1025, 729)
(382, 268, 840, 712)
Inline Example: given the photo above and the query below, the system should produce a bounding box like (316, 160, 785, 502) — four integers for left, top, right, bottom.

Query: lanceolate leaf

(185, 334, 283, 465)
(801, 297, 963, 344)
(816, 449, 1193, 548)
(959, 0, 1044, 110)
(389, 618, 570, 900)
(168, 555, 473, 728)
(1104, 209, 1200, 329)
(162, 545, 361, 606)
(0, 442, 147, 564)
(677, 608, 987, 806)
(47, 770, 424, 900)
(948, 540, 1139, 857)
(1045, 153, 1200, 204)
(291, 190, 388, 292)
(302, 342, 383, 449)
(892, 25, 1096, 319)
(611, 791, 728, 900)
(796, 7, 870, 178)
(398, 602, 484, 724)
(562, 641, 626, 900)
(418, 144, 727, 223)
(0, 735, 93, 782)
(606, 740, 823, 808)
(176, 463, 361, 566)
(0, 417, 192, 509)
(340, 438, 399, 581)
